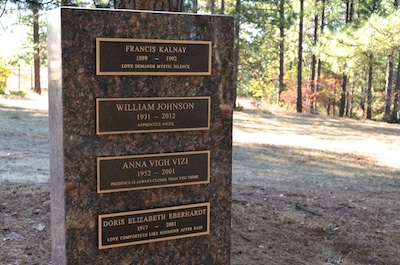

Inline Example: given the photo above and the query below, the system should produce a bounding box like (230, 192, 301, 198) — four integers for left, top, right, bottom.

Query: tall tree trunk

(277, 0, 285, 104)
(339, 73, 347, 117)
(347, 75, 355, 117)
(333, 74, 337, 116)
(345, 0, 354, 23)
(360, 67, 367, 115)
(327, 98, 331, 115)
(392, 54, 400, 122)
(297, 0, 304, 113)
(309, 0, 318, 113)
(367, 54, 373, 119)
(384, 53, 394, 120)
(115, 0, 184, 11)
(221, 0, 225, 14)
(316, 0, 325, 96)
(210, 0, 215, 14)
(339, 0, 353, 116)
(233, 0, 241, 108)
(33, 3, 41, 94)
(392, 0, 400, 121)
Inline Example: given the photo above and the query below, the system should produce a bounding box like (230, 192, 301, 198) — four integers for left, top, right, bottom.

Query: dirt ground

(1, 95, 400, 265)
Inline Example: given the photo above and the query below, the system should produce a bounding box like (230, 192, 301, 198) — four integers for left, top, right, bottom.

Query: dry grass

(1, 95, 400, 264)
(232, 100, 400, 264)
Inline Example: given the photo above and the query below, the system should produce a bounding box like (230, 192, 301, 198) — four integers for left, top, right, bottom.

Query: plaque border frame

(96, 96, 211, 135)
(96, 38, 212, 75)
(98, 202, 210, 249)
(97, 150, 211, 193)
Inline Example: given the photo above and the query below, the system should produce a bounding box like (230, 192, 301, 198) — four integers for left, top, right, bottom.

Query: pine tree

(296, 0, 304, 113)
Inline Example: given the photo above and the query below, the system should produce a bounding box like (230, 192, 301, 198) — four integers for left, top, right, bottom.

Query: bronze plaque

(98, 203, 210, 249)
(96, 38, 212, 75)
(96, 97, 210, 135)
(97, 151, 210, 193)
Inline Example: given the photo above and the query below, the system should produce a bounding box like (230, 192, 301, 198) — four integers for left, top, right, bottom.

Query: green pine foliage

(2, 0, 399, 121)
(191, 0, 400, 121)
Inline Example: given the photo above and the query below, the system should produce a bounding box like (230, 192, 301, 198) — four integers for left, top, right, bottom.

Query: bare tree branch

(0, 0, 9, 18)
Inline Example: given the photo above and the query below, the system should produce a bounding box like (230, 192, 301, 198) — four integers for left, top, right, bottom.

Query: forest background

(0, 0, 400, 123)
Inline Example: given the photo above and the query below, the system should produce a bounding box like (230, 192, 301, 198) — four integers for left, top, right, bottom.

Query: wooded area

(0, 0, 399, 122)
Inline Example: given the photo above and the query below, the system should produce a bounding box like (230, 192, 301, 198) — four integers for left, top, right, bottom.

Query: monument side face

(48, 8, 67, 265)
(48, 7, 233, 264)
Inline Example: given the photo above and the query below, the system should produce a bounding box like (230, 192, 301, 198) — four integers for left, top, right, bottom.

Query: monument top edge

(54, 6, 234, 18)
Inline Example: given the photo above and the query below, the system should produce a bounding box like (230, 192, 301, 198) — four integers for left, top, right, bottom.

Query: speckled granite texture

(48, 7, 233, 265)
